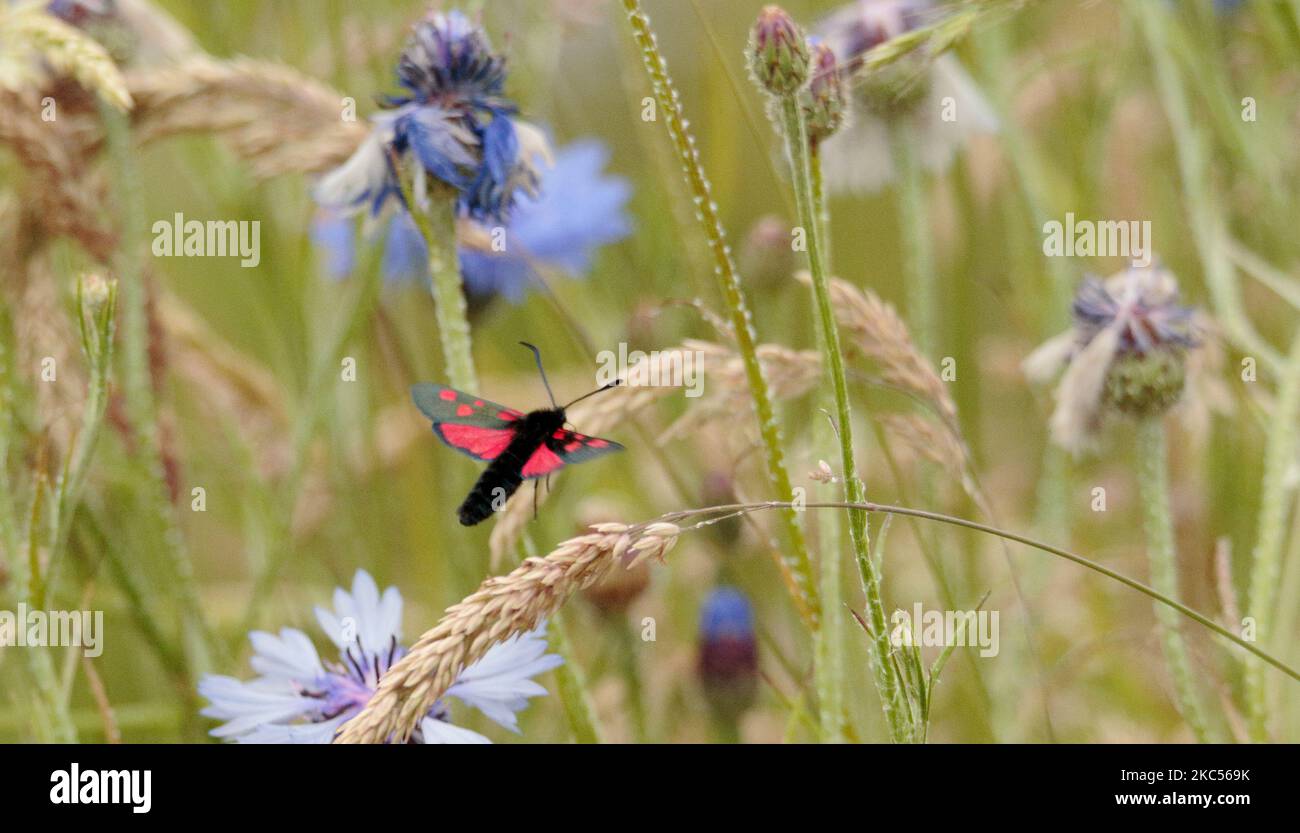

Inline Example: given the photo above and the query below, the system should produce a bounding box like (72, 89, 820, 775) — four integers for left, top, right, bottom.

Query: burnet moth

(412, 342, 623, 526)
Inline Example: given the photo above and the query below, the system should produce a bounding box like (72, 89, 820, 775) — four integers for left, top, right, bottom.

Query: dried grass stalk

(803, 272, 958, 428)
(880, 413, 965, 484)
(127, 57, 368, 178)
(0, 2, 133, 111)
(335, 522, 680, 743)
(660, 339, 821, 442)
(0, 91, 117, 263)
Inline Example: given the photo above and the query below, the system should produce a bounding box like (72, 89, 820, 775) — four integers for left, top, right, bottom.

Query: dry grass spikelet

(879, 412, 965, 483)
(0, 91, 117, 263)
(127, 57, 368, 178)
(660, 339, 821, 442)
(335, 521, 681, 743)
(0, 2, 133, 111)
(799, 272, 958, 428)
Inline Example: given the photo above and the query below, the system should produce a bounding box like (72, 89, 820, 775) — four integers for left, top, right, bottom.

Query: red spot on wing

(455, 403, 474, 417)
(474, 400, 484, 407)
(438, 424, 514, 460)
(498, 410, 519, 421)
(588, 439, 609, 448)
(438, 389, 457, 401)
(521, 445, 566, 478)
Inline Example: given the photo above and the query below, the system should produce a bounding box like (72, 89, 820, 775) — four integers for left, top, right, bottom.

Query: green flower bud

(748, 5, 810, 97)
(803, 42, 846, 143)
(1104, 348, 1187, 419)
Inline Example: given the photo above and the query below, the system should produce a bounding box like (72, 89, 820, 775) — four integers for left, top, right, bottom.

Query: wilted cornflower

(696, 586, 759, 723)
(815, 0, 997, 194)
(313, 139, 631, 305)
(1023, 263, 1200, 454)
(314, 9, 549, 224)
(198, 570, 562, 743)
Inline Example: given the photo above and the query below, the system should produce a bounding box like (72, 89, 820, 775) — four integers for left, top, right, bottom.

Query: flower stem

(890, 122, 936, 358)
(40, 277, 118, 609)
(102, 103, 222, 674)
(776, 95, 907, 742)
(548, 610, 603, 744)
(1245, 334, 1300, 741)
(1135, 1, 1283, 372)
(621, 0, 820, 626)
(393, 173, 478, 391)
(1135, 418, 1218, 742)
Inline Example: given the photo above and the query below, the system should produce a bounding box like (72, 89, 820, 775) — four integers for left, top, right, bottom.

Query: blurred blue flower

(198, 570, 562, 743)
(314, 10, 548, 224)
(697, 586, 759, 721)
(313, 139, 632, 304)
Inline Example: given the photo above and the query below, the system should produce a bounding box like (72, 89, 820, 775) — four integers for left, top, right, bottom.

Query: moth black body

(457, 407, 567, 526)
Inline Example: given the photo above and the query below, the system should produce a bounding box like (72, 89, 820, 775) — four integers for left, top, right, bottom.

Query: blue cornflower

(696, 586, 759, 720)
(198, 570, 562, 743)
(697, 587, 758, 678)
(314, 9, 549, 224)
(312, 139, 632, 303)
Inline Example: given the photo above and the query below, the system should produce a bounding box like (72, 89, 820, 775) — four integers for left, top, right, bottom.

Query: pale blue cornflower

(313, 139, 632, 304)
(314, 9, 550, 224)
(198, 570, 562, 744)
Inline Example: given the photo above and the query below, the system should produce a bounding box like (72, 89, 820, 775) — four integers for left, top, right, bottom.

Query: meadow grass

(1, 0, 1298, 744)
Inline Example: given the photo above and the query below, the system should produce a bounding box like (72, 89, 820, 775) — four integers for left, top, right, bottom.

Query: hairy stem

(777, 96, 906, 742)
(621, 0, 819, 625)
(1135, 419, 1218, 742)
(1245, 334, 1300, 740)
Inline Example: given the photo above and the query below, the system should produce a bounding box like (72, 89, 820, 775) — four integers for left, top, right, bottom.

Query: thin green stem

(890, 122, 936, 358)
(102, 104, 221, 673)
(621, 0, 819, 626)
(395, 177, 478, 391)
(549, 610, 603, 744)
(776, 95, 906, 742)
(1245, 334, 1300, 741)
(1136, 419, 1218, 742)
(40, 278, 117, 609)
(1136, 1, 1283, 371)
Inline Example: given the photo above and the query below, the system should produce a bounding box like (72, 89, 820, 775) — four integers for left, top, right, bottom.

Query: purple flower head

(1070, 268, 1198, 357)
(314, 11, 547, 225)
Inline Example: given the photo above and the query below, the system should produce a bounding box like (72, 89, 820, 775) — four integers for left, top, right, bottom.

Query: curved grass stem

(654, 500, 1300, 686)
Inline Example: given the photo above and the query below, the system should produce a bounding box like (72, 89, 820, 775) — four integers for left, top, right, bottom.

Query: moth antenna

(519, 341, 558, 408)
(563, 378, 621, 410)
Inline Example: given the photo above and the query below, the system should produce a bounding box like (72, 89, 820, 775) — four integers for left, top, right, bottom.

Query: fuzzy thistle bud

(1103, 347, 1187, 418)
(803, 41, 846, 143)
(748, 5, 810, 96)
